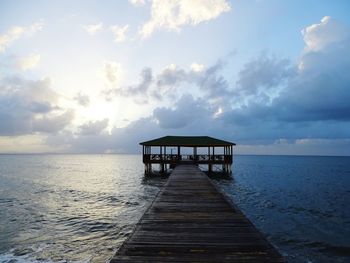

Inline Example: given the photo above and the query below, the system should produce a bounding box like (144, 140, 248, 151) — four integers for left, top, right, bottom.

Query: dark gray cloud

(33, 110, 74, 133)
(225, 39, 350, 126)
(153, 94, 211, 129)
(78, 119, 109, 135)
(0, 76, 74, 136)
(156, 65, 187, 87)
(46, 117, 161, 153)
(235, 53, 294, 97)
(219, 34, 350, 146)
(110, 18, 350, 153)
(104, 67, 153, 101)
(31, 17, 350, 155)
(104, 60, 231, 104)
(74, 92, 90, 107)
(28, 101, 55, 113)
(46, 95, 230, 153)
(153, 60, 231, 102)
(47, 23, 350, 154)
(127, 67, 153, 95)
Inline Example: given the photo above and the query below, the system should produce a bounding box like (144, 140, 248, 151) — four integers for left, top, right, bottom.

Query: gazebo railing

(143, 154, 232, 163)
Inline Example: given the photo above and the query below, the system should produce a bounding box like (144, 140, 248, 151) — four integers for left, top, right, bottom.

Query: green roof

(140, 136, 236, 147)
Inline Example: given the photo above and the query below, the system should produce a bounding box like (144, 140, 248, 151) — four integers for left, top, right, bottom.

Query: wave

(0, 246, 91, 263)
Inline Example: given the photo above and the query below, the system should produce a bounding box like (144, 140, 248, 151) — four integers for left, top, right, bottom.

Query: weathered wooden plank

(110, 165, 285, 262)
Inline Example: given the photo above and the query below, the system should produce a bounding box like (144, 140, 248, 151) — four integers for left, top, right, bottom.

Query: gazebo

(140, 135, 236, 175)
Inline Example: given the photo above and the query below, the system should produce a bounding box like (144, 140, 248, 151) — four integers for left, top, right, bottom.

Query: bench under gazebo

(140, 136, 236, 175)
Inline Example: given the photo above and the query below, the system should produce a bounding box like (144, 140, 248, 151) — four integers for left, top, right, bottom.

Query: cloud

(126, 67, 153, 95)
(103, 61, 122, 86)
(236, 138, 350, 156)
(103, 67, 152, 100)
(33, 110, 74, 133)
(0, 77, 74, 136)
(129, 0, 145, 6)
(221, 16, 350, 140)
(190, 63, 205, 72)
(236, 54, 293, 95)
(83, 23, 129, 42)
(83, 22, 103, 35)
(153, 94, 211, 128)
(74, 92, 90, 107)
(156, 64, 187, 87)
(234, 53, 294, 105)
(110, 24, 129, 42)
(196, 60, 231, 102)
(46, 118, 156, 153)
(0, 134, 64, 154)
(46, 112, 219, 153)
(153, 61, 231, 102)
(5, 16, 350, 156)
(107, 16, 350, 152)
(95, 15, 350, 155)
(0, 21, 44, 52)
(271, 19, 350, 123)
(103, 60, 231, 105)
(140, 0, 231, 38)
(302, 16, 349, 52)
(16, 53, 41, 70)
(78, 119, 109, 135)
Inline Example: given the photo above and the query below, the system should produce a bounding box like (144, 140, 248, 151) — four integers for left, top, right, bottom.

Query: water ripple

(0, 154, 165, 263)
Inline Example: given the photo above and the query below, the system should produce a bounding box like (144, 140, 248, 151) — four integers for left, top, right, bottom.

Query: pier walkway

(110, 165, 284, 262)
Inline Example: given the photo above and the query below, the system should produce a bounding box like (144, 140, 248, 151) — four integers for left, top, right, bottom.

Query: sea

(0, 154, 349, 263)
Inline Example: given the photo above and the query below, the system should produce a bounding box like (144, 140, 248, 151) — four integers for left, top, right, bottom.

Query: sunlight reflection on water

(0, 154, 166, 262)
(0, 154, 349, 263)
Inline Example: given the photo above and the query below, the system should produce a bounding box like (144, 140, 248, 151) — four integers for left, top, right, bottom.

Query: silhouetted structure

(140, 136, 236, 175)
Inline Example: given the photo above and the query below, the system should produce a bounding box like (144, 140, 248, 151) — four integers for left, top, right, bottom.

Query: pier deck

(110, 165, 284, 262)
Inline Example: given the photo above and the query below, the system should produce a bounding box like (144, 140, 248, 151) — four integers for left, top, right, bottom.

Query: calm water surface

(213, 155, 350, 263)
(0, 154, 349, 262)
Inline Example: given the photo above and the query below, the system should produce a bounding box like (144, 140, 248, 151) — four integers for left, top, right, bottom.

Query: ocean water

(0, 155, 165, 263)
(0, 154, 349, 263)
(213, 155, 350, 263)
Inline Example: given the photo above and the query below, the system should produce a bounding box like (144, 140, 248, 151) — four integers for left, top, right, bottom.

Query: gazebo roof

(140, 136, 236, 147)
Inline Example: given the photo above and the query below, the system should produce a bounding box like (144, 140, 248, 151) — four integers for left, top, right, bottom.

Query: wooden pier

(110, 165, 285, 262)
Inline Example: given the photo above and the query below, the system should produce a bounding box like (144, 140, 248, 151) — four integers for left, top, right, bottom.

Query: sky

(1, 0, 350, 155)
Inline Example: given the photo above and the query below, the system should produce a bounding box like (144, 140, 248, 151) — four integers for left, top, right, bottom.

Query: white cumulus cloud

(140, 0, 231, 38)
(0, 21, 44, 53)
(83, 22, 104, 35)
(16, 53, 41, 70)
(129, 0, 145, 7)
(190, 62, 205, 72)
(103, 61, 123, 86)
(302, 16, 349, 52)
(110, 24, 129, 42)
